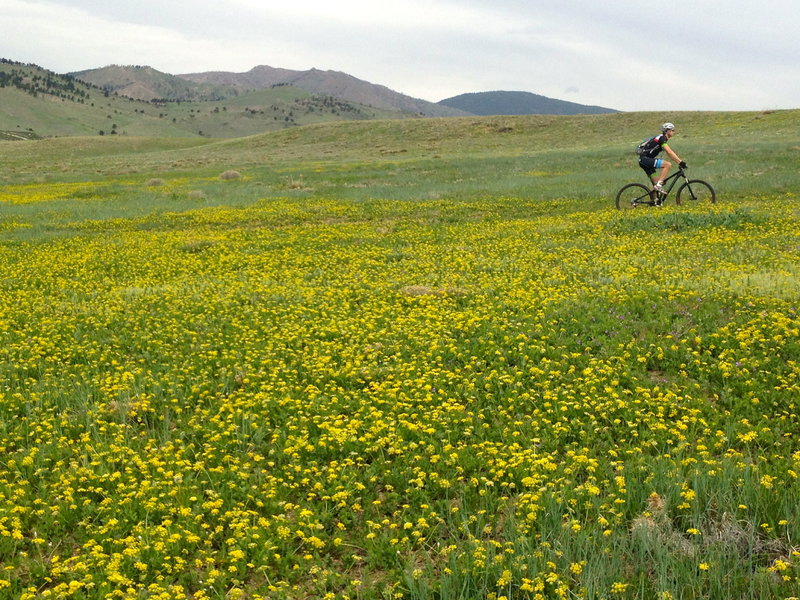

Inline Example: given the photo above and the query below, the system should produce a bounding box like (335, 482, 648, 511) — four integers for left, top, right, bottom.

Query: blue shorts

(639, 156, 664, 176)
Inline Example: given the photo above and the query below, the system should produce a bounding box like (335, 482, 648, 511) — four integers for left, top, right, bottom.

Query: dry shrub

(630, 492, 787, 564)
(187, 190, 207, 200)
(219, 170, 242, 181)
(146, 178, 165, 187)
(630, 493, 695, 557)
(283, 175, 308, 190)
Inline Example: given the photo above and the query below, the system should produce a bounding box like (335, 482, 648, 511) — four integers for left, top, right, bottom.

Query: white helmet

(662, 122, 675, 132)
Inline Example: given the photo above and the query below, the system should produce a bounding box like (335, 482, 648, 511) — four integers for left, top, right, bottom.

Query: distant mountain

(69, 64, 467, 118)
(2, 59, 621, 139)
(438, 91, 617, 116)
(178, 66, 466, 118)
(0, 60, 412, 138)
(177, 65, 300, 89)
(70, 65, 237, 102)
(71, 66, 619, 118)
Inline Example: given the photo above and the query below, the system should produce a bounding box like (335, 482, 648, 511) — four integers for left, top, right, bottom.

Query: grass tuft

(219, 169, 243, 180)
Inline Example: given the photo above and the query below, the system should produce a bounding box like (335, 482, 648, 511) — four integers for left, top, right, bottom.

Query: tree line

(0, 65, 91, 103)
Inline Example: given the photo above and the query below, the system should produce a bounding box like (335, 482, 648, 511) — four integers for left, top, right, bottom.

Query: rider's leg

(655, 160, 672, 188)
(639, 159, 661, 200)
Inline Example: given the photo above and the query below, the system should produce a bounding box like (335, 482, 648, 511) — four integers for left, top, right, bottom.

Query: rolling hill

(0, 61, 415, 138)
(72, 64, 466, 117)
(177, 65, 466, 117)
(2, 59, 621, 139)
(69, 64, 237, 102)
(438, 90, 617, 116)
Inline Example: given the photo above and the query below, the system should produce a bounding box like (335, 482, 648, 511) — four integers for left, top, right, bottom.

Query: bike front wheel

(615, 183, 651, 210)
(676, 179, 715, 206)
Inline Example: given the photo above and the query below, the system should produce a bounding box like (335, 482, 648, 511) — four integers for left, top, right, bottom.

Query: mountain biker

(638, 122, 687, 201)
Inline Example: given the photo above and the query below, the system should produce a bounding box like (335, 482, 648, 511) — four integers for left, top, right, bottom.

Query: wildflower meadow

(0, 112, 798, 600)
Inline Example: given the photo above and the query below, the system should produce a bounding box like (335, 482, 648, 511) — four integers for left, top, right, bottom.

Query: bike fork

(681, 176, 695, 200)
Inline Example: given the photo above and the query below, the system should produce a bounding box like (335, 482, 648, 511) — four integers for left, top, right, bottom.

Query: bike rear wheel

(676, 179, 715, 206)
(615, 183, 651, 210)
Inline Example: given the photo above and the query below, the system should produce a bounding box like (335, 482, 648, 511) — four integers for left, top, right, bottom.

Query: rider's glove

(679, 161, 687, 169)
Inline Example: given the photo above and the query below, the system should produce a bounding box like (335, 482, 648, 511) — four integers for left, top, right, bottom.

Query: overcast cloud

(2, 0, 798, 111)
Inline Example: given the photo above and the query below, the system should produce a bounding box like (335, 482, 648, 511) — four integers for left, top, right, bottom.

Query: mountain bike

(615, 167, 715, 209)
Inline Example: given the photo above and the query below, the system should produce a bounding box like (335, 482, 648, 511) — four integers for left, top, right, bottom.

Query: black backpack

(635, 136, 659, 156)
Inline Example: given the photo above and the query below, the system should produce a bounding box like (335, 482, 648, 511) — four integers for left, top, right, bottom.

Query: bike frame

(641, 167, 688, 205)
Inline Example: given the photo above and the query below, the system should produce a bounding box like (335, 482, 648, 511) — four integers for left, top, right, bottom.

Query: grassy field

(0, 111, 799, 600)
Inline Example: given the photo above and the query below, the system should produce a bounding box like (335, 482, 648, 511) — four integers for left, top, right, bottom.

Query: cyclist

(638, 122, 687, 202)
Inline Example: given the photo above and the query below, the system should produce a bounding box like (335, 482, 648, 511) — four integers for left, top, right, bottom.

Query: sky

(2, 0, 798, 112)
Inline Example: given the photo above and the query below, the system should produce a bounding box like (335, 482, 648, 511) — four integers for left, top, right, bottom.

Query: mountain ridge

(2, 58, 621, 139)
(75, 64, 468, 117)
(69, 64, 239, 102)
(73, 63, 617, 117)
(181, 65, 478, 117)
(438, 90, 617, 116)
(1, 60, 406, 138)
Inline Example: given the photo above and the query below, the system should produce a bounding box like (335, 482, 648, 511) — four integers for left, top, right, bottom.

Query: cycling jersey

(639, 134, 668, 159)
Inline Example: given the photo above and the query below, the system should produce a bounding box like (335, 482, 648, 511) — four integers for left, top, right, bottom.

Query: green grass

(0, 111, 799, 600)
(3, 110, 798, 196)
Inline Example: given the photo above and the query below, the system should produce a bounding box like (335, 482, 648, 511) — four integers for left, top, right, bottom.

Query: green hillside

(2, 109, 796, 203)
(438, 90, 617, 115)
(0, 61, 413, 139)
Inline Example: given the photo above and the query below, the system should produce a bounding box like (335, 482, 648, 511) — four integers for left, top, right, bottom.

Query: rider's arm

(663, 144, 682, 164)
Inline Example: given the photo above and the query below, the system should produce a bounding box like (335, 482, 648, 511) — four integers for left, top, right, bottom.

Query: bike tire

(615, 183, 651, 210)
(676, 179, 715, 206)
